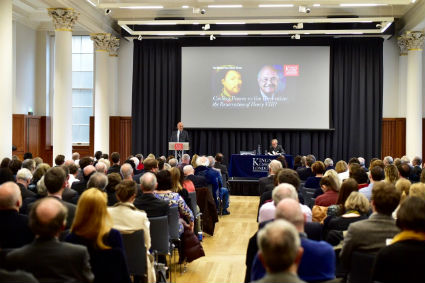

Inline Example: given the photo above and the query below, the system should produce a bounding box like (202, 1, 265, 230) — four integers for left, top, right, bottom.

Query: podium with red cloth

(168, 142, 189, 162)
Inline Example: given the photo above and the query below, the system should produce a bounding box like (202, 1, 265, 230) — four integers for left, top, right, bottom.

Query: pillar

(397, 36, 408, 117)
(91, 33, 111, 154)
(48, 8, 79, 161)
(0, 0, 12, 158)
(109, 36, 120, 116)
(404, 31, 424, 159)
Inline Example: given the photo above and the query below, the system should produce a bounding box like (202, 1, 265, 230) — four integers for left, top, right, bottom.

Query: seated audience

(214, 153, 229, 181)
(314, 176, 339, 206)
(410, 182, 425, 200)
(87, 172, 108, 191)
(108, 180, 155, 283)
(134, 157, 159, 184)
(252, 199, 335, 283)
(16, 168, 36, 200)
(335, 160, 349, 182)
(72, 164, 96, 195)
(0, 182, 34, 248)
(304, 161, 325, 189)
(384, 164, 399, 184)
(184, 165, 207, 188)
(293, 155, 303, 171)
(54, 154, 65, 166)
(120, 163, 134, 181)
(323, 169, 341, 191)
(410, 156, 422, 183)
(95, 161, 107, 174)
(397, 163, 411, 181)
(383, 156, 393, 166)
(154, 170, 194, 234)
(373, 196, 425, 283)
(323, 191, 370, 245)
(66, 188, 130, 283)
(340, 181, 401, 269)
(326, 178, 358, 217)
(60, 165, 79, 205)
(170, 167, 190, 205)
(134, 172, 169, 217)
(324, 158, 334, 171)
(67, 163, 79, 187)
(105, 173, 121, 206)
(296, 154, 315, 181)
(359, 166, 385, 201)
(107, 152, 121, 175)
(349, 163, 368, 189)
(392, 178, 411, 218)
(6, 197, 94, 283)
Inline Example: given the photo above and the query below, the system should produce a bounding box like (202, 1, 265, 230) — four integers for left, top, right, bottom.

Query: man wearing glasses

(257, 65, 280, 100)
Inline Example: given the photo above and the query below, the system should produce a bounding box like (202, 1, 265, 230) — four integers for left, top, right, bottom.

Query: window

(72, 36, 93, 144)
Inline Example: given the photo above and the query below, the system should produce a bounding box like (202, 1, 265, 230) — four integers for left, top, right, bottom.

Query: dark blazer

(214, 162, 229, 180)
(133, 171, 145, 184)
(410, 165, 422, 183)
(71, 179, 88, 195)
(107, 164, 121, 175)
(6, 238, 94, 283)
(27, 197, 76, 230)
(258, 175, 275, 196)
(0, 210, 34, 249)
(186, 174, 208, 188)
(133, 192, 169, 218)
(169, 130, 189, 142)
(268, 145, 285, 155)
(62, 188, 79, 205)
(297, 167, 313, 181)
(17, 183, 36, 200)
(0, 269, 39, 283)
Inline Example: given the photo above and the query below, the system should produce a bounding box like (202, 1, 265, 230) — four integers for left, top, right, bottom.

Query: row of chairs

(300, 186, 317, 208)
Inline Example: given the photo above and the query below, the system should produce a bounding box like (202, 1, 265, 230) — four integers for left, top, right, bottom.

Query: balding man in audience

(6, 197, 94, 283)
(72, 164, 95, 195)
(251, 199, 335, 283)
(120, 163, 134, 181)
(16, 168, 35, 200)
(178, 154, 191, 169)
(168, 158, 178, 168)
(87, 172, 108, 191)
(383, 156, 393, 166)
(340, 181, 401, 269)
(133, 172, 169, 217)
(258, 183, 312, 223)
(251, 219, 305, 283)
(0, 182, 34, 248)
(259, 160, 282, 195)
(95, 161, 107, 174)
(184, 165, 207, 188)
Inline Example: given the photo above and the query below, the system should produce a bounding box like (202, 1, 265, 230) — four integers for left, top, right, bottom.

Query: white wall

(13, 21, 37, 115)
(382, 37, 401, 118)
(117, 39, 133, 116)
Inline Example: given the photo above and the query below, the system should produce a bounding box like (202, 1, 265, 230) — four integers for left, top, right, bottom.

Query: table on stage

(227, 154, 294, 196)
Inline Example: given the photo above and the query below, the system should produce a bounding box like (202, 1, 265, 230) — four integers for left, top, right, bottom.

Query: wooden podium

(168, 142, 190, 161)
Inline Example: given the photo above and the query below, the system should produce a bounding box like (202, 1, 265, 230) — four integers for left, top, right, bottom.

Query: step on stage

(228, 177, 260, 196)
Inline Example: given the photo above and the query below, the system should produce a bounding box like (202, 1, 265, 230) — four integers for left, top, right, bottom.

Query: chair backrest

(301, 186, 317, 208)
(90, 247, 131, 283)
(347, 251, 376, 283)
(168, 206, 180, 241)
(148, 215, 169, 255)
(121, 230, 147, 278)
(188, 191, 199, 216)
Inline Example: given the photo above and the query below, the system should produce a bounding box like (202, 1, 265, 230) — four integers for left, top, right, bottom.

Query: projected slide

(182, 46, 330, 129)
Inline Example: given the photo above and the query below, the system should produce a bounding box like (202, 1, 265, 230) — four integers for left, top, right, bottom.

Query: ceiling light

(313, 4, 320, 7)
(182, 5, 189, 9)
(202, 24, 210, 30)
(259, 4, 294, 8)
(216, 22, 246, 25)
(207, 5, 242, 8)
(85, 0, 96, 7)
(291, 34, 301, 40)
(120, 5, 163, 9)
(293, 23, 304, 29)
(138, 35, 143, 41)
(339, 3, 387, 7)
(411, 0, 417, 2)
(210, 34, 216, 40)
(381, 22, 392, 32)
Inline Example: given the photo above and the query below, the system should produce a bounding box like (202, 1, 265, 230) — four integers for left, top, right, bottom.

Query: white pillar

(48, 8, 79, 161)
(91, 33, 111, 154)
(109, 36, 120, 116)
(0, 0, 13, 158)
(397, 36, 408, 117)
(404, 31, 424, 159)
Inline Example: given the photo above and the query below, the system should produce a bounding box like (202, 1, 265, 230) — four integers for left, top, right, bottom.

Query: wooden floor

(175, 195, 259, 283)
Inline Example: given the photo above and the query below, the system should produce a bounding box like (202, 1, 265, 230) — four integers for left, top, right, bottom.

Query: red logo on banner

(174, 143, 184, 150)
(284, 65, 299, 76)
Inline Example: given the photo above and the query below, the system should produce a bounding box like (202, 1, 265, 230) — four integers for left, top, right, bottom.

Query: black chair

(301, 186, 317, 208)
(90, 248, 132, 283)
(148, 215, 171, 281)
(188, 191, 202, 234)
(168, 206, 180, 278)
(304, 221, 322, 241)
(347, 251, 376, 283)
(121, 230, 147, 283)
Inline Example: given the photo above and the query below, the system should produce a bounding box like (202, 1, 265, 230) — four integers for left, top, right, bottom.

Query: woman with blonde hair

(385, 164, 399, 184)
(324, 169, 341, 191)
(170, 167, 190, 205)
(393, 178, 412, 219)
(66, 188, 130, 283)
(335, 160, 348, 174)
(410, 182, 425, 200)
(191, 154, 199, 169)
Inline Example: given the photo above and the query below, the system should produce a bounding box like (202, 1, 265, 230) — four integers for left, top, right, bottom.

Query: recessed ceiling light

(339, 3, 387, 7)
(258, 4, 294, 8)
(120, 5, 163, 9)
(207, 4, 243, 8)
(313, 4, 321, 7)
(182, 5, 189, 8)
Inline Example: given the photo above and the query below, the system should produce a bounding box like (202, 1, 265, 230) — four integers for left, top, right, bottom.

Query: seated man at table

(268, 139, 285, 155)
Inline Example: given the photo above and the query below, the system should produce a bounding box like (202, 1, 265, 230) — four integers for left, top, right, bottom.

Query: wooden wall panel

(72, 145, 91, 158)
(108, 116, 132, 160)
(120, 117, 132, 160)
(27, 116, 41, 158)
(12, 114, 27, 159)
(381, 118, 406, 159)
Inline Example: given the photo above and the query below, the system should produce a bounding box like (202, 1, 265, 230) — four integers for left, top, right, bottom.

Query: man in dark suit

(184, 165, 208, 188)
(134, 158, 158, 184)
(107, 152, 121, 175)
(71, 165, 96, 195)
(296, 155, 315, 181)
(134, 172, 169, 217)
(259, 160, 282, 196)
(169, 121, 190, 143)
(410, 156, 422, 183)
(44, 167, 77, 230)
(15, 168, 36, 200)
(268, 139, 285, 155)
(0, 182, 34, 248)
(6, 197, 94, 283)
(214, 153, 229, 181)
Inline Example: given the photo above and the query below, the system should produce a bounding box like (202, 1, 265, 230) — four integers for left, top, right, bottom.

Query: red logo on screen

(174, 143, 184, 150)
(284, 65, 299, 76)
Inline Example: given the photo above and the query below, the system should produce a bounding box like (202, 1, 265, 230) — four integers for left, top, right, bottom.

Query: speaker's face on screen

(221, 70, 242, 96)
(258, 66, 279, 96)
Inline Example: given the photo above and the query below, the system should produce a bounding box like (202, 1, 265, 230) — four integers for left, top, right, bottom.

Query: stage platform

(227, 177, 260, 196)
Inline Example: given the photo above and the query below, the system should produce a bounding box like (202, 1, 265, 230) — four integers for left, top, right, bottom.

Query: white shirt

(258, 201, 312, 223)
(177, 130, 180, 142)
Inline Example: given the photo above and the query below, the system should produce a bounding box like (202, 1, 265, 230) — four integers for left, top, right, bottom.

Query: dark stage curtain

(132, 38, 383, 163)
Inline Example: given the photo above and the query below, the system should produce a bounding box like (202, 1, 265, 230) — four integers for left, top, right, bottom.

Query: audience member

(397, 163, 411, 181)
(0, 182, 34, 248)
(384, 164, 399, 184)
(296, 154, 315, 181)
(340, 181, 401, 269)
(349, 163, 368, 188)
(324, 158, 334, 171)
(87, 172, 108, 191)
(304, 161, 325, 189)
(95, 161, 107, 174)
(134, 172, 169, 217)
(6, 197, 94, 283)
(54, 154, 65, 166)
(314, 176, 339, 206)
(259, 160, 282, 195)
(67, 163, 79, 187)
(335, 160, 348, 181)
(22, 159, 36, 173)
(93, 151, 102, 167)
(120, 163, 133, 181)
(323, 169, 341, 191)
(178, 154, 191, 170)
(60, 165, 79, 205)
(326, 178, 358, 217)
(410, 156, 422, 183)
(9, 159, 22, 178)
(410, 182, 425, 200)
(214, 153, 229, 181)
(383, 156, 393, 166)
(184, 165, 208, 188)
(359, 166, 384, 201)
(105, 173, 122, 206)
(72, 152, 80, 165)
(133, 157, 158, 183)
(373, 196, 425, 283)
(16, 168, 36, 200)
(72, 164, 96, 195)
(107, 152, 121, 174)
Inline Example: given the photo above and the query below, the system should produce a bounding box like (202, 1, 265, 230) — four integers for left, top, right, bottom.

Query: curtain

(132, 38, 383, 163)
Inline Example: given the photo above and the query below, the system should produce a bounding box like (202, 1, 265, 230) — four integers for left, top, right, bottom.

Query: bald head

(29, 197, 67, 238)
(0, 182, 22, 210)
(120, 163, 133, 180)
(83, 165, 96, 177)
(95, 162, 107, 174)
(272, 183, 298, 206)
(140, 172, 157, 192)
(275, 198, 304, 231)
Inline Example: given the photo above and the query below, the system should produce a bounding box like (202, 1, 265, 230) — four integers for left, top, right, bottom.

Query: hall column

(0, 0, 12, 158)
(48, 8, 79, 161)
(90, 33, 111, 154)
(404, 31, 424, 159)
(108, 36, 120, 116)
(397, 35, 408, 117)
